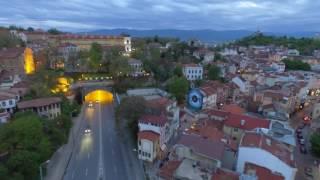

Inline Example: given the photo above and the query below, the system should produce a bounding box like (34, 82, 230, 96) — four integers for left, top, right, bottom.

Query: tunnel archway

(84, 89, 113, 104)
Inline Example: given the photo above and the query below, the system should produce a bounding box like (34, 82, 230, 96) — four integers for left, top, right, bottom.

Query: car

(84, 126, 91, 135)
(299, 138, 305, 145)
(296, 128, 302, 134)
(88, 102, 93, 108)
(297, 133, 303, 139)
(304, 167, 313, 177)
(300, 145, 307, 154)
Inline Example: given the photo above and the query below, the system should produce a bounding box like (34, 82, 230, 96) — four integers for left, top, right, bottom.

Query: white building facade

(182, 64, 203, 81)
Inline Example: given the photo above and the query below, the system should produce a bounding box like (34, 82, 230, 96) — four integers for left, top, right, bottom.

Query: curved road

(63, 103, 141, 180)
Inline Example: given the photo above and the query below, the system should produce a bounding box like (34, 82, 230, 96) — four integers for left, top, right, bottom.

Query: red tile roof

(245, 162, 284, 180)
(211, 168, 240, 180)
(17, 97, 62, 109)
(203, 109, 230, 118)
(53, 34, 124, 40)
(177, 134, 225, 161)
(138, 131, 159, 142)
(224, 114, 270, 130)
(221, 104, 245, 115)
(158, 160, 181, 180)
(200, 86, 216, 96)
(0, 47, 24, 59)
(139, 115, 167, 126)
(147, 97, 174, 110)
(240, 132, 295, 167)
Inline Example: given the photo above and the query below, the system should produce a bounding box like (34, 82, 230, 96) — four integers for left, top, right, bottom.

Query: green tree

(116, 96, 146, 138)
(89, 43, 103, 70)
(310, 132, 320, 157)
(167, 76, 189, 103)
(27, 27, 34, 32)
(47, 28, 62, 35)
(173, 66, 183, 77)
(0, 112, 52, 179)
(208, 64, 221, 80)
(109, 56, 131, 78)
(282, 58, 311, 71)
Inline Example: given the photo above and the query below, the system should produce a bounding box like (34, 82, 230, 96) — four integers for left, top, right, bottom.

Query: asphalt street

(63, 103, 132, 180)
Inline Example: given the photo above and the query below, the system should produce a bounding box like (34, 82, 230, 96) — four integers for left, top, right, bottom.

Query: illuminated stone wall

(24, 47, 35, 74)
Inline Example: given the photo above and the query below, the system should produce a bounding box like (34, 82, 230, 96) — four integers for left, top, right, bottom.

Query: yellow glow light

(84, 90, 113, 104)
(24, 48, 35, 74)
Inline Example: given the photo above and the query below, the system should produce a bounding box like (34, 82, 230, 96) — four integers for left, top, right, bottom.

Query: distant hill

(81, 29, 319, 43)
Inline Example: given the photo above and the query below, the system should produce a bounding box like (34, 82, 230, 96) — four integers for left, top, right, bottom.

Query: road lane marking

(72, 171, 75, 179)
(88, 153, 90, 159)
(85, 168, 88, 176)
(109, 137, 112, 143)
(112, 149, 115, 155)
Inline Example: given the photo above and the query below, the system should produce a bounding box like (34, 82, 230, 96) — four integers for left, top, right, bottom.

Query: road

(63, 102, 139, 180)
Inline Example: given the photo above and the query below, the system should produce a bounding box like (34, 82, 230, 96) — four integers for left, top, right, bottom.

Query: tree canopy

(282, 58, 311, 71)
(89, 43, 103, 70)
(47, 28, 62, 35)
(310, 132, 320, 157)
(0, 112, 52, 179)
(207, 64, 221, 80)
(236, 33, 320, 55)
(167, 76, 189, 103)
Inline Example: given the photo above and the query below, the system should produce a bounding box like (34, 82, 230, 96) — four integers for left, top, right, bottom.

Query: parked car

(300, 145, 307, 154)
(299, 138, 305, 145)
(304, 167, 313, 177)
(296, 128, 302, 134)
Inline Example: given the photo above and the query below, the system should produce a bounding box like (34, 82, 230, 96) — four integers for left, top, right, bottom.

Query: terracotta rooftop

(221, 104, 245, 115)
(240, 132, 295, 168)
(158, 160, 181, 180)
(200, 86, 216, 96)
(224, 114, 270, 131)
(0, 91, 16, 101)
(177, 134, 225, 161)
(17, 97, 62, 109)
(203, 109, 230, 119)
(245, 162, 284, 180)
(53, 34, 125, 40)
(139, 115, 167, 126)
(211, 168, 240, 180)
(0, 47, 24, 59)
(146, 97, 174, 110)
(138, 131, 159, 142)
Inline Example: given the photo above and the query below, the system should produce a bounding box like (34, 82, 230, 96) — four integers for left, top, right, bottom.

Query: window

(139, 140, 141, 145)
(9, 100, 13, 105)
(234, 128, 238, 132)
(139, 150, 141, 154)
(2, 101, 6, 107)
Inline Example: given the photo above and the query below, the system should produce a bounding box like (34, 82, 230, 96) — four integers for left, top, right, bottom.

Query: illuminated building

(24, 48, 35, 74)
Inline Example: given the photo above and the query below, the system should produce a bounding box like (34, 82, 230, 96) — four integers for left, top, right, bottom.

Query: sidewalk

(45, 106, 85, 180)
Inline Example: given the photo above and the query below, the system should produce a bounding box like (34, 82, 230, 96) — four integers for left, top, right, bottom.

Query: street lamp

(39, 160, 50, 180)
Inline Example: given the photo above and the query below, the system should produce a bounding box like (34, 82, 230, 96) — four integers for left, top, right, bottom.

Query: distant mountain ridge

(81, 29, 319, 43)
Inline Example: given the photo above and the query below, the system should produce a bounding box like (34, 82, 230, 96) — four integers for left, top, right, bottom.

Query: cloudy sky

(0, 0, 318, 32)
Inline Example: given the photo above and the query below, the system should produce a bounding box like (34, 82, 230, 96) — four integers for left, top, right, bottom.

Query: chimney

(240, 119, 245, 126)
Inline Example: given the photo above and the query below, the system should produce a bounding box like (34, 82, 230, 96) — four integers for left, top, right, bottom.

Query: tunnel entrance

(84, 89, 113, 104)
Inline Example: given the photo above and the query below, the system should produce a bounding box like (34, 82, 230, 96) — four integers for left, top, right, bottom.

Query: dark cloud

(0, 0, 318, 31)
